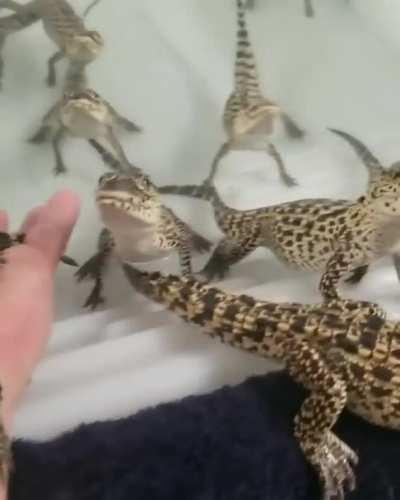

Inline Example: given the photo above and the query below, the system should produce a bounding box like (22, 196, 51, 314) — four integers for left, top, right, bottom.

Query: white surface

(1, 0, 400, 439)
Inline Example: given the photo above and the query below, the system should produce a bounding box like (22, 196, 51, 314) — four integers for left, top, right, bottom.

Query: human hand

(0, 190, 80, 500)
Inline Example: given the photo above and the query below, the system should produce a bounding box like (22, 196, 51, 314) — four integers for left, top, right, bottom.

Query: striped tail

(328, 128, 383, 184)
(63, 60, 88, 94)
(121, 264, 237, 331)
(158, 184, 209, 201)
(158, 182, 231, 226)
(234, 0, 262, 100)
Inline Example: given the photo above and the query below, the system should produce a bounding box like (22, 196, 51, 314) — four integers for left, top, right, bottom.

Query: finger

(0, 211, 8, 232)
(25, 190, 80, 269)
(19, 205, 45, 234)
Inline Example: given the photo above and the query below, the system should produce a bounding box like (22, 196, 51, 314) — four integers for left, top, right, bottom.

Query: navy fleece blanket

(9, 371, 399, 500)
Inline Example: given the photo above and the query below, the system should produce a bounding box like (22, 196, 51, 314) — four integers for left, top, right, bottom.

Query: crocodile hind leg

(29, 101, 60, 144)
(200, 234, 259, 282)
(304, 0, 314, 17)
(267, 142, 298, 187)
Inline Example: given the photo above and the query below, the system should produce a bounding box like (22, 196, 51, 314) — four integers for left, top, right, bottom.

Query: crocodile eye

(62, 91, 74, 103)
(88, 89, 100, 100)
(135, 175, 150, 190)
(98, 173, 116, 186)
(89, 31, 103, 44)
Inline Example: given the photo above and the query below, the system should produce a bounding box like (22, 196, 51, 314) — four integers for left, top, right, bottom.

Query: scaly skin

(207, 0, 304, 186)
(76, 141, 211, 310)
(122, 263, 400, 500)
(159, 129, 400, 301)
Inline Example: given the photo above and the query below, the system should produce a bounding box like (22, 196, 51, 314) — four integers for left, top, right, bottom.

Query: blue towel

(9, 371, 398, 500)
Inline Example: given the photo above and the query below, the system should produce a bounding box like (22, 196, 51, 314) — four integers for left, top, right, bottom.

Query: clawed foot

(312, 432, 358, 500)
(191, 235, 212, 254)
(53, 164, 67, 176)
(46, 73, 56, 88)
(83, 280, 105, 310)
(304, 0, 314, 18)
(60, 255, 78, 267)
(344, 265, 368, 285)
(200, 257, 231, 282)
(76, 254, 106, 310)
(0, 232, 12, 252)
(122, 120, 142, 133)
(28, 127, 51, 144)
(0, 232, 15, 266)
(75, 254, 102, 282)
(282, 173, 298, 188)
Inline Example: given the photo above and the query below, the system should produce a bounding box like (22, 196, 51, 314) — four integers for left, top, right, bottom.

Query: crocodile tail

(158, 184, 208, 200)
(328, 128, 383, 184)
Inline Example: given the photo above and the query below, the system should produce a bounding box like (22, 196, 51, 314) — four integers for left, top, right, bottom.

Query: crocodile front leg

(283, 336, 358, 500)
(200, 234, 259, 281)
(75, 228, 114, 310)
(319, 241, 365, 301)
(105, 101, 142, 133)
(267, 143, 298, 187)
(0, 232, 13, 265)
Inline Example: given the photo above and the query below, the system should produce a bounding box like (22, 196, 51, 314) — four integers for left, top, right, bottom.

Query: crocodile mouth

(97, 192, 156, 220)
(97, 193, 134, 209)
(98, 199, 152, 228)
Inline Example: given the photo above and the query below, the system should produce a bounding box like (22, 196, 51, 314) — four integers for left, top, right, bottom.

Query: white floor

(1, 0, 400, 440)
